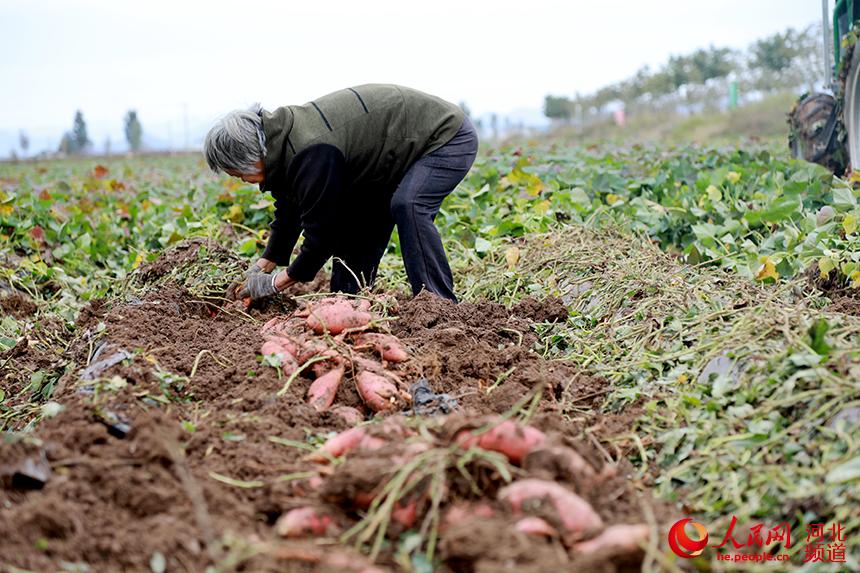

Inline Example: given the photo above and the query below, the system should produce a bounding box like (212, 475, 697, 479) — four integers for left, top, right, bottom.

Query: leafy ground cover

(2, 141, 860, 571)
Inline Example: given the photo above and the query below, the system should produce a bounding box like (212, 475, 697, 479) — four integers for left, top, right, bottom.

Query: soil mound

(1, 271, 661, 571)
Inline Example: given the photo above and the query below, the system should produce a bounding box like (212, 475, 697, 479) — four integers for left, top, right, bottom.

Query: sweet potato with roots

(499, 479, 603, 537)
(356, 333, 409, 362)
(522, 445, 596, 478)
(331, 405, 365, 425)
(307, 366, 345, 412)
(441, 502, 496, 532)
(275, 506, 335, 538)
(574, 523, 650, 555)
(456, 419, 546, 464)
(310, 426, 386, 461)
(515, 516, 558, 538)
(307, 300, 373, 334)
(261, 336, 298, 359)
(356, 370, 401, 412)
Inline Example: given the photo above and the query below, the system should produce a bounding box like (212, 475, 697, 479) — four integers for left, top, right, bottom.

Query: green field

(2, 140, 860, 571)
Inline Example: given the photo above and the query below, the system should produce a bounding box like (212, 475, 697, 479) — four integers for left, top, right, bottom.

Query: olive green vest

(261, 84, 465, 192)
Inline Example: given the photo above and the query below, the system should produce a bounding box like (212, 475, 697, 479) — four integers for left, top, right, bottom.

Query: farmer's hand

(239, 272, 278, 300)
(246, 258, 276, 276)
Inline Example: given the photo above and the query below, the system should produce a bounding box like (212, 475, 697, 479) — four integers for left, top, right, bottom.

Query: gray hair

(203, 104, 266, 173)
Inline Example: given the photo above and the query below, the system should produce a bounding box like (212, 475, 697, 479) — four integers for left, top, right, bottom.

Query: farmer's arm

(281, 144, 347, 283)
(257, 193, 302, 272)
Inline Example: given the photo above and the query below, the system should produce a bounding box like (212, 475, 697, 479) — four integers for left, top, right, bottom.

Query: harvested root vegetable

(523, 445, 595, 478)
(574, 523, 650, 554)
(499, 479, 603, 536)
(288, 473, 325, 497)
(391, 499, 419, 528)
(515, 516, 558, 538)
(307, 300, 372, 334)
(307, 366, 345, 412)
(311, 426, 386, 461)
(296, 338, 338, 364)
(456, 420, 546, 465)
(331, 405, 364, 425)
(356, 371, 401, 412)
(356, 333, 409, 362)
(261, 336, 298, 359)
(275, 506, 335, 538)
(441, 502, 496, 531)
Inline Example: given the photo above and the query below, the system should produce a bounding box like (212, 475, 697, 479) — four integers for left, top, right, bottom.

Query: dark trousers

(330, 117, 479, 301)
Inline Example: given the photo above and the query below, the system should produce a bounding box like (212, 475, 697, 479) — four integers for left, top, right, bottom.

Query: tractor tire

(788, 92, 845, 174)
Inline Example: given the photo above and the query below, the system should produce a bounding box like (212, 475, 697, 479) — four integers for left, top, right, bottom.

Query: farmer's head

(204, 105, 265, 184)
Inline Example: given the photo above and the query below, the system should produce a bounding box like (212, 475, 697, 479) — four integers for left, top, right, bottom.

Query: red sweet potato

(307, 366, 345, 412)
(289, 473, 326, 497)
(357, 333, 409, 362)
(261, 336, 298, 359)
(356, 371, 400, 412)
(441, 502, 496, 532)
(522, 445, 596, 478)
(307, 300, 372, 334)
(311, 426, 386, 461)
(275, 506, 335, 538)
(515, 516, 558, 538)
(456, 420, 546, 465)
(391, 499, 418, 528)
(498, 479, 603, 536)
(331, 405, 365, 425)
(574, 523, 650, 554)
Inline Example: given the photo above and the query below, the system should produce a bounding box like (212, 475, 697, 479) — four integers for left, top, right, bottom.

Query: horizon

(1, 0, 822, 155)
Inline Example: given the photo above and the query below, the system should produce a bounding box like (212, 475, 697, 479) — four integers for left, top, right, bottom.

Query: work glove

(244, 261, 264, 278)
(239, 272, 279, 300)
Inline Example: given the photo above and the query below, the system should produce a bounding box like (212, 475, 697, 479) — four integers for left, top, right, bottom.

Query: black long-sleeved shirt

(261, 144, 346, 282)
(258, 85, 465, 281)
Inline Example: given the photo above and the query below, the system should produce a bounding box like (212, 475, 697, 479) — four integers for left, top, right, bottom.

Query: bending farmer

(204, 84, 478, 303)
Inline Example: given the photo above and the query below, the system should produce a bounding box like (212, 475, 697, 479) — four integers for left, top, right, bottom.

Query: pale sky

(0, 0, 821, 153)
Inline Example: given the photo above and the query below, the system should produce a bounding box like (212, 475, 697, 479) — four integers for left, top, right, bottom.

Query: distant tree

(750, 30, 803, 74)
(71, 110, 90, 153)
(688, 46, 735, 82)
(18, 131, 29, 157)
(58, 132, 73, 155)
(124, 110, 143, 152)
(9, 149, 18, 162)
(104, 136, 112, 156)
(544, 95, 572, 121)
(490, 113, 499, 139)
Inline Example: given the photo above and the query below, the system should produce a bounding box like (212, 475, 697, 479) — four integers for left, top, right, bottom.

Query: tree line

(57, 110, 144, 155)
(545, 25, 822, 121)
(12, 110, 144, 159)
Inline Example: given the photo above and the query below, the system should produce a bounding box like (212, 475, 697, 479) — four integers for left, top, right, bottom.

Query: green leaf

(743, 198, 800, 225)
(826, 457, 860, 483)
(844, 213, 858, 235)
(832, 186, 857, 209)
(808, 318, 831, 357)
(474, 237, 492, 254)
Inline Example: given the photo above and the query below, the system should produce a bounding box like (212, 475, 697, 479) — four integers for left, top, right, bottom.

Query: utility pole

(823, 0, 833, 89)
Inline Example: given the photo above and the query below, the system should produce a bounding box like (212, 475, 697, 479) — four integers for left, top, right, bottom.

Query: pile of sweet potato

(259, 296, 411, 419)
(273, 415, 651, 560)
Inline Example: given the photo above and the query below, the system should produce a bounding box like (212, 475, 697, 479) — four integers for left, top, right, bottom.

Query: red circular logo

(668, 518, 709, 558)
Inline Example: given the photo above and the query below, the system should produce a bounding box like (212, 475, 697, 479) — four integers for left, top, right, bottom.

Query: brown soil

(0, 291, 38, 319)
(0, 260, 663, 572)
(805, 264, 860, 315)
